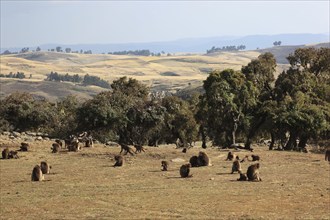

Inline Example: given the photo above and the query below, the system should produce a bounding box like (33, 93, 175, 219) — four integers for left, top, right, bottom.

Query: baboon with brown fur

(31, 165, 44, 181)
(226, 151, 235, 161)
(241, 155, 260, 163)
(51, 143, 61, 153)
(134, 145, 145, 153)
(55, 139, 63, 148)
(114, 155, 124, 167)
(161, 161, 169, 171)
(40, 161, 51, 174)
(198, 151, 211, 166)
(180, 163, 192, 178)
(120, 144, 134, 156)
(189, 156, 200, 167)
(2, 148, 10, 159)
(182, 148, 187, 153)
(237, 172, 248, 181)
(20, 142, 29, 151)
(9, 151, 19, 159)
(231, 156, 241, 174)
(325, 150, 330, 162)
(68, 140, 80, 152)
(246, 163, 262, 182)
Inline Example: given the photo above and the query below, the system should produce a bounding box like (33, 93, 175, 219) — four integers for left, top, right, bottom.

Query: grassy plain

(0, 137, 329, 219)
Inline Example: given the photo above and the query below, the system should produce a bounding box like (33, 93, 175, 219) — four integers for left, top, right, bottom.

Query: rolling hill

(0, 42, 328, 101)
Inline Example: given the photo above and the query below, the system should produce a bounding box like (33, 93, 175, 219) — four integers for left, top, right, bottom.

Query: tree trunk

(269, 132, 275, 150)
(245, 114, 266, 150)
(284, 131, 297, 151)
(200, 125, 207, 149)
(298, 135, 308, 150)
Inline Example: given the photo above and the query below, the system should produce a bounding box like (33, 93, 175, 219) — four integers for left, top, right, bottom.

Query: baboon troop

(180, 163, 192, 178)
(40, 161, 51, 174)
(51, 143, 61, 153)
(246, 163, 262, 182)
(20, 142, 29, 151)
(134, 145, 145, 153)
(226, 151, 236, 161)
(78, 131, 94, 148)
(231, 156, 242, 174)
(119, 144, 134, 156)
(325, 150, 330, 162)
(2, 148, 19, 159)
(31, 165, 44, 181)
(114, 155, 124, 167)
(189, 151, 211, 167)
(161, 160, 169, 171)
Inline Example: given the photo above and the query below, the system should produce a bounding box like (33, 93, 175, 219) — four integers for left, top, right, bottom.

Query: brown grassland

(0, 137, 329, 219)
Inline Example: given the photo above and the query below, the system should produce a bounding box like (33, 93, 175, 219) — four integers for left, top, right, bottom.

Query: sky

(1, 0, 329, 48)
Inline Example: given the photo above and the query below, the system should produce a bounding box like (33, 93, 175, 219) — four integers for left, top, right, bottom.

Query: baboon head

(20, 142, 29, 151)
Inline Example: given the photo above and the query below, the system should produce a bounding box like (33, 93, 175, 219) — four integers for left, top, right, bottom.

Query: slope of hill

(1, 42, 328, 100)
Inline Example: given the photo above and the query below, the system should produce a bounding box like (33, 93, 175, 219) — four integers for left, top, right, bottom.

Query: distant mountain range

(1, 33, 329, 54)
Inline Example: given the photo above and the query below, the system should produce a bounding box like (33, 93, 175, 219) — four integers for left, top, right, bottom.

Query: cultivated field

(1, 137, 329, 219)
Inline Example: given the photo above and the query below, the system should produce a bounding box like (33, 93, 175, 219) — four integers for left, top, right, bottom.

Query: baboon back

(31, 165, 43, 181)
(40, 161, 50, 174)
(189, 156, 200, 167)
(2, 148, 10, 159)
(180, 164, 191, 178)
(198, 152, 210, 166)
(325, 150, 330, 161)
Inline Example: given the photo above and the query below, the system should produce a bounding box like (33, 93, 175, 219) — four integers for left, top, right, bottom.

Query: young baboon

(119, 144, 134, 156)
(189, 156, 200, 167)
(51, 143, 61, 153)
(31, 165, 44, 181)
(2, 148, 10, 159)
(114, 155, 124, 167)
(134, 145, 145, 153)
(198, 151, 211, 166)
(182, 148, 187, 153)
(68, 140, 80, 152)
(161, 160, 169, 171)
(231, 156, 241, 174)
(180, 163, 192, 178)
(237, 172, 248, 181)
(324, 149, 330, 162)
(40, 161, 51, 174)
(20, 142, 29, 151)
(246, 163, 262, 182)
(251, 155, 260, 161)
(226, 151, 235, 161)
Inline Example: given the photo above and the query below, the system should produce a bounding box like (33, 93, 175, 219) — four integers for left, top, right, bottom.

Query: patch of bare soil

(0, 137, 329, 219)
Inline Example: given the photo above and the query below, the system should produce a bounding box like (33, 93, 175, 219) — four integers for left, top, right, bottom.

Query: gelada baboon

(226, 151, 235, 161)
(114, 155, 124, 167)
(237, 172, 248, 181)
(68, 140, 80, 152)
(119, 144, 134, 156)
(134, 145, 145, 153)
(55, 139, 63, 148)
(40, 161, 51, 174)
(246, 163, 262, 182)
(9, 151, 19, 159)
(51, 143, 61, 153)
(31, 165, 44, 181)
(325, 150, 330, 162)
(189, 156, 200, 167)
(180, 163, 192, 178)
(182, 148, 187, 153)
(198, 151, 211, 166)
(161, 160, 169, 171)
(231, 156, 241, 174)
(20, 142, 29, 152)
(2, 148, 10, 159)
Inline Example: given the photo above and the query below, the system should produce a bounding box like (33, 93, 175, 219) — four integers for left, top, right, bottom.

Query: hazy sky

(1, 0, 329, 48)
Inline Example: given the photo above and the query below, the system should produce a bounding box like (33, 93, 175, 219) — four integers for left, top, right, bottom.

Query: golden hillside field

(0, 51, 289, 100)
(0, 137, 329, 219)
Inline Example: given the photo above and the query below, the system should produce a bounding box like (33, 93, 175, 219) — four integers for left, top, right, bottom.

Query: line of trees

(0, 48, 329, 151)
(0, 72, 26, 79)
(206, 45, 246, 54)
(45, 72, 111, 89)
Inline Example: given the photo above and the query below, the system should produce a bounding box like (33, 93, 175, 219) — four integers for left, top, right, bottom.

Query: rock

(12, 131, 21, 137)
(35, 136, 43, 141)
(9, 135, 15, 139)
(44, 137, 50, 141)
(26, 132, 37, 136)
(2, 131, 10, 136)
(171, 158, 185, 163)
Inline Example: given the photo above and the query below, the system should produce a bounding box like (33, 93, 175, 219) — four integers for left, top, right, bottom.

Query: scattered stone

(171, 158, 185, 163)
(35, 136, 43, 141)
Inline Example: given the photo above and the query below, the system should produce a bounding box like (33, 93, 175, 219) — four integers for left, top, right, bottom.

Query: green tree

(202, 69, 258, 147)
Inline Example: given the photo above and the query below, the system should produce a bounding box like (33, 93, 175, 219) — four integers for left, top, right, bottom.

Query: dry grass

(0, 137, 329, 219)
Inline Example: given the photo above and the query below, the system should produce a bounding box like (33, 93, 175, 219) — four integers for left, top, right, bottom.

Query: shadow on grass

(216, 172, 232, 175)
